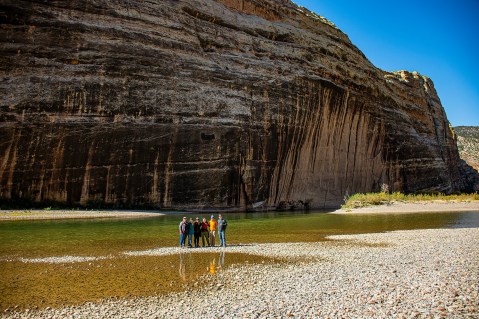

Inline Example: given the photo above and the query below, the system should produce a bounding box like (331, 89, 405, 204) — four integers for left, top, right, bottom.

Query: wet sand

(332, 201, 479, 214)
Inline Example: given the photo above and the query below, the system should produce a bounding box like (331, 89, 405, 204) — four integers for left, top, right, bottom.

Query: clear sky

(293, 0, 479, 127)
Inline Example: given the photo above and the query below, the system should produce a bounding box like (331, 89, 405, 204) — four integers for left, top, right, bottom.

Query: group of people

(179, 214, 228, 247)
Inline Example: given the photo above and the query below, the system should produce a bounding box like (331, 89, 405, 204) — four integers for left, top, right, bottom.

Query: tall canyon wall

(0, 0, 467, 209)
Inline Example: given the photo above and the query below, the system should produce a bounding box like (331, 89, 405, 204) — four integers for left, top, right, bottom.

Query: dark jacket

(218, 218, 227, 232)
(179, 221, 187, 234)
(193, 221, 201, 235)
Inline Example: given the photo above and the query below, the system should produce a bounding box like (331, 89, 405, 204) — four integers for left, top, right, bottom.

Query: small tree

(381, 183, 390, 194)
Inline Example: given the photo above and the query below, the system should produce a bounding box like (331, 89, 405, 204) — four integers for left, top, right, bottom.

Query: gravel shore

(3, 227, 478, 319)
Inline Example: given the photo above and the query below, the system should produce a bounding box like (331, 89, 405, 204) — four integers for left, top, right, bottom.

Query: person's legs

(210, 230, 216, 247)
(179, 233, 185, 247)
(219, 230, 226, 247)
(187, 234, 192, 247)
(194, 234, 199, 247)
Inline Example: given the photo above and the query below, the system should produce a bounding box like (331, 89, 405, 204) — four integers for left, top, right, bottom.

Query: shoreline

(3, 227, 478, 318)
(1, 200, 478, 220)
(0, 210, 164, 220)
(332, 200, 479, 214)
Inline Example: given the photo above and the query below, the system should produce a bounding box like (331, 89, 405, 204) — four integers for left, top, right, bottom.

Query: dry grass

(342, 192, 479, 209)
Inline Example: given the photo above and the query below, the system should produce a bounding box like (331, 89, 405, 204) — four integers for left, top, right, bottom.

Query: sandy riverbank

(3, 227, 478, 318)
(332, 200, 479, 214)
(2, 200, 478, 221)
(0, 210, 164, 220)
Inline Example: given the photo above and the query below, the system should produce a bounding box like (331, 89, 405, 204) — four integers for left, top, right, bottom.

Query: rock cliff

(0, 0, 468, 209)
(455, 126, 479, 192)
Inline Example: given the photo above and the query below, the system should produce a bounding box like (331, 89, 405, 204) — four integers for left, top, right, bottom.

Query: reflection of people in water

(219, 251, 225, 268)
(208, 252, 226, 275)
(179, 252, 186, 281)
(209, 258, 216, 274)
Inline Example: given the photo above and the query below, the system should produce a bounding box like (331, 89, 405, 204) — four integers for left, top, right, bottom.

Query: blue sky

(293, 0, 479, 126)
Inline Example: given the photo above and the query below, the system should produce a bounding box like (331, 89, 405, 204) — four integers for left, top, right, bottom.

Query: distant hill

(455, 126, 479, 171)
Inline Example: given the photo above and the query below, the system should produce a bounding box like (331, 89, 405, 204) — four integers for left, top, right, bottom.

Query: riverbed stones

(2, 228, 478, 318)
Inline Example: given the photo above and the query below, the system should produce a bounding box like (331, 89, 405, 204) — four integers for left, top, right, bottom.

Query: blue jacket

(188, 222, 194, 235)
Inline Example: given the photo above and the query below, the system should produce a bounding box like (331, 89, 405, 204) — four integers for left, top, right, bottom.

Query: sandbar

(332, 200, 479, 214)
(0, 209, 164, 220)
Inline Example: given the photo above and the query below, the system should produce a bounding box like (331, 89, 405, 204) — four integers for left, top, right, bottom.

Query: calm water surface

(1, 210, 478, 310)
(1, 210, 478, 258)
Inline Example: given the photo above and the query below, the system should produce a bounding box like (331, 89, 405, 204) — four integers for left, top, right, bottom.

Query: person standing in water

(209, 214, 218, 247)
(218, 214, 228, 247)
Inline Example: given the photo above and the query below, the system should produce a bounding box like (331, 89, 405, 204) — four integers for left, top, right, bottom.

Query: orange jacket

(209, 219, 217, 231)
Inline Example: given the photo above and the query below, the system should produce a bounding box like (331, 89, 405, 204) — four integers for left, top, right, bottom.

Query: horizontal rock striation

(0, 0, 467, 209)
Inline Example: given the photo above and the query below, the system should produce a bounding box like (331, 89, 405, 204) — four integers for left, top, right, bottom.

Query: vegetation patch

(342, 192, 479, 209)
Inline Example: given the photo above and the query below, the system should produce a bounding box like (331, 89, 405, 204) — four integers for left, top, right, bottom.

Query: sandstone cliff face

(0, 0, 467, 209)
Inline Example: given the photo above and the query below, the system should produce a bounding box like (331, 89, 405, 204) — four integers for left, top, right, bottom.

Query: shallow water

(0, 210, 478, 310)
(0, 252, 281, 310)
(1, 210, 478, 259)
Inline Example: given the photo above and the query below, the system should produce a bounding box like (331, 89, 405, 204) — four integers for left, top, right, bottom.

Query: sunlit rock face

(0, 0, 467, 209)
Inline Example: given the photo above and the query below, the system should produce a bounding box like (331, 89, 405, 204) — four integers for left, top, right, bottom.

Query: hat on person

(211, 214, 214, 219)
(196, 217, 199, 220)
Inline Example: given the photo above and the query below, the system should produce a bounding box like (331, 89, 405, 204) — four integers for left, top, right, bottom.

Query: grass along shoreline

(342, 192, 479, 210)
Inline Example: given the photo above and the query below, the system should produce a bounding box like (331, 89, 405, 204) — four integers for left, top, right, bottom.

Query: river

(1, 210, 478, 310)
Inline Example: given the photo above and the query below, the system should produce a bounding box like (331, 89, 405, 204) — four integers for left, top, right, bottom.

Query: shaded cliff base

(333, 201, 479, 214)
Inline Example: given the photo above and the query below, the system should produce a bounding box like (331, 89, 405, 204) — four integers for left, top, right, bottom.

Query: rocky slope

(0, 0, 468, 209)
(455, 126, 479, 171)
(455, 126, 479, 192)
